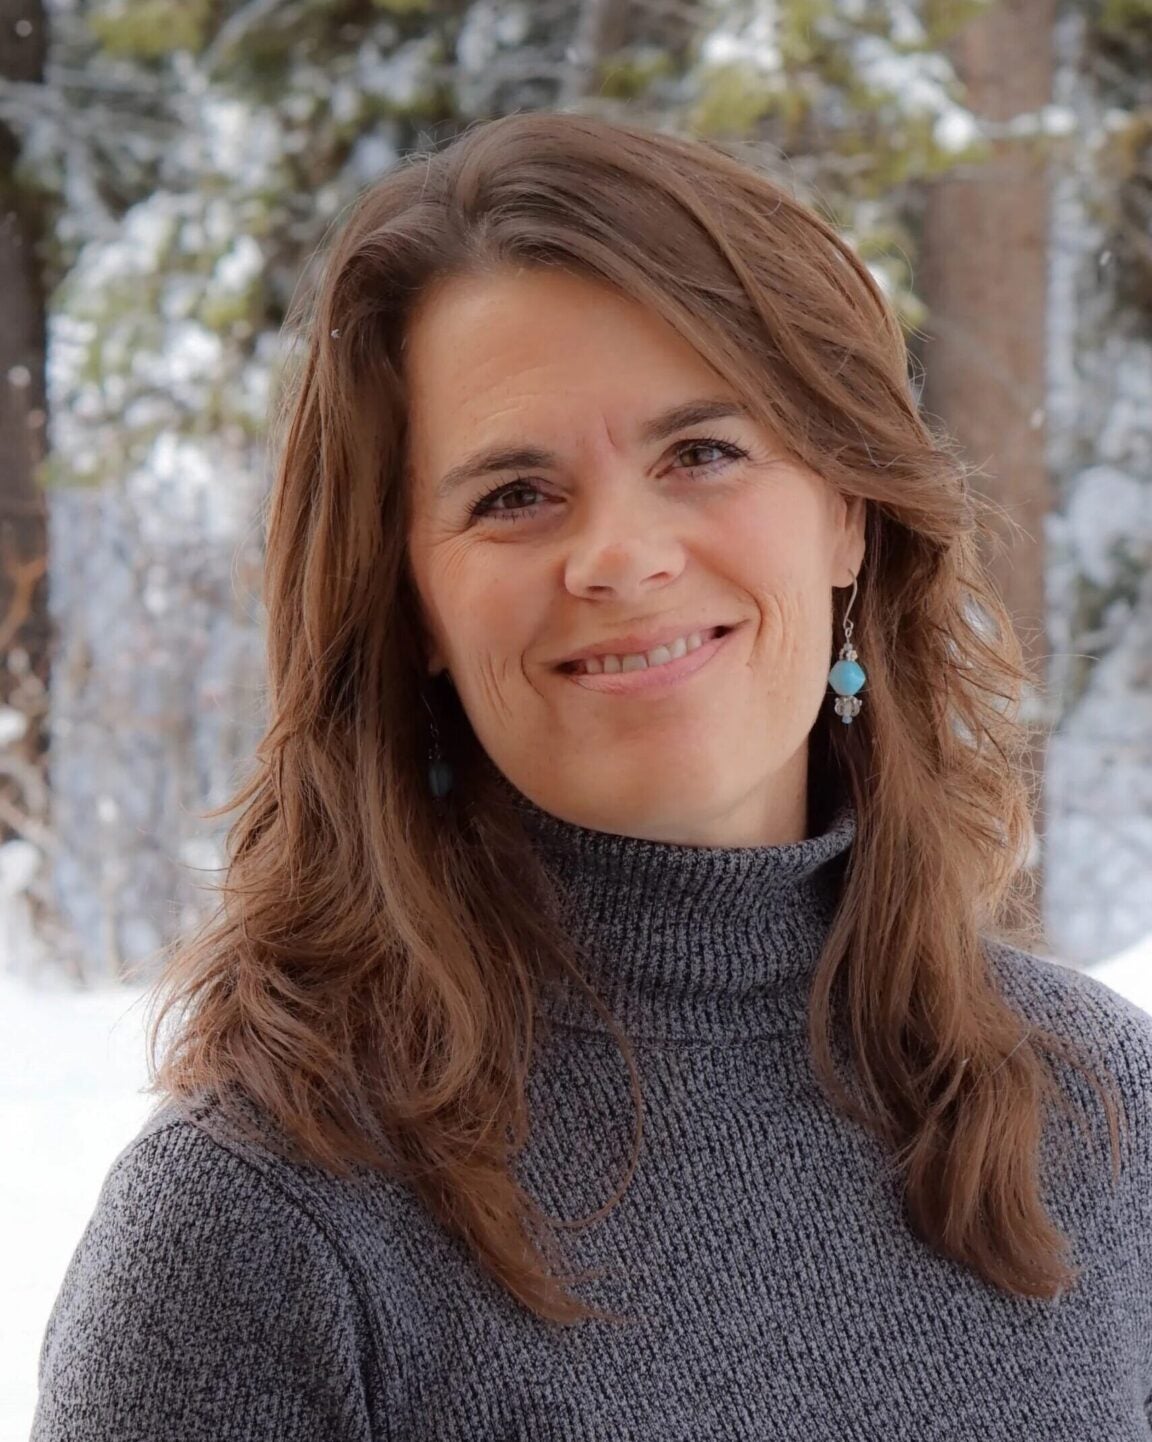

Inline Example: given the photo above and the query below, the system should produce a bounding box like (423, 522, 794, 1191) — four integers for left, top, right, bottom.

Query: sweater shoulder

(982, 937, 1152, 1181)
(982, 936, 1152, 1077)
(31, 1098, 384, 1441)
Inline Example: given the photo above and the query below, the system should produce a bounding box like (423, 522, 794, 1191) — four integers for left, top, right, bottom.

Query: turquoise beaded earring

(423, 675, 455, 800)
(828, 574, 866, 725)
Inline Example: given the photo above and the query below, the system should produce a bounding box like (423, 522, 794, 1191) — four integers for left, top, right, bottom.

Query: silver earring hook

(842, 574, 858, 642)
(421, 678, 441, 736)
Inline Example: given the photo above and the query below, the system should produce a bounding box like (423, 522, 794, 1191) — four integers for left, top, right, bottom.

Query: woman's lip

(556, 625, 737, 694)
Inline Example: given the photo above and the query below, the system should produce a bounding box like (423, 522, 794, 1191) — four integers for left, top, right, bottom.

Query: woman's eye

(678, 441, 731, 469)
(466, 436, 750, 524)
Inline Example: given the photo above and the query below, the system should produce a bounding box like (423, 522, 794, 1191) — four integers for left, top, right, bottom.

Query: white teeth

(572, 628, 719, 676)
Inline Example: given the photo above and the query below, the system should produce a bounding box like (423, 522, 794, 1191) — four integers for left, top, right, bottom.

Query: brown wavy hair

(142, 110, 1126, 1325)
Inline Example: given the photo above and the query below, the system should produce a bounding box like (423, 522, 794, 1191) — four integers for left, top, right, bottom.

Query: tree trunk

(0, 0, 68, 980)
(916, 0, 1056, 941)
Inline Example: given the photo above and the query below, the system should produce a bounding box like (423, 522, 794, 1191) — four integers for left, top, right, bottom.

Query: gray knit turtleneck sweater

(31, 789, 1152, 1441)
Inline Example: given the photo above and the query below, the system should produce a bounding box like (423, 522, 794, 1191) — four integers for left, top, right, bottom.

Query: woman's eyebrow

(434, 398, 751, 500)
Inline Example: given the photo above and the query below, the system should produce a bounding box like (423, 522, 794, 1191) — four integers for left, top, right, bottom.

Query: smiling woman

(30, 112, 1152, 1441)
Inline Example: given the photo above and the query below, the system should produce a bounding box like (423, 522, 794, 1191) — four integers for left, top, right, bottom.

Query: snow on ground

(1086, 930, 1152, 1018)
(3, 941, 1151, 1440)
(3, 976, 154, 1442)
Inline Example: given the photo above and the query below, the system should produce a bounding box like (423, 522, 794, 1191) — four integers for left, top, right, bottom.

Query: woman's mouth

(555, 624, 738, 695)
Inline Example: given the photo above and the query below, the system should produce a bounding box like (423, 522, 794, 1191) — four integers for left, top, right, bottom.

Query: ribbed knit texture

(31, 786, 1152, 1441)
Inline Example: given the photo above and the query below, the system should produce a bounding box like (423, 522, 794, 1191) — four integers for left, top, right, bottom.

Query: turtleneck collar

(491, 776, 857, 1042)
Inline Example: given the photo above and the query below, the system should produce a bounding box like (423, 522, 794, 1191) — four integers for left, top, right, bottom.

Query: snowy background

(4, 974, 153, 1441)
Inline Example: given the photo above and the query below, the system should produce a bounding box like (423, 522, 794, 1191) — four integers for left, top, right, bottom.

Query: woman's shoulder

(108, 1087, 424, 1242)
(32, 1092, 384, 1440)
(981, 934, 1152, 1073)
(56, 1086, 391, 1325)
(981, 936, 1152, 1183)
(104, 1088, 353, 1220)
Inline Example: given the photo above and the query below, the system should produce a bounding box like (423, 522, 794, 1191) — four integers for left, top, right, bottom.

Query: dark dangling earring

(828, 574, 866, 725)
(423, 675, 455, 799)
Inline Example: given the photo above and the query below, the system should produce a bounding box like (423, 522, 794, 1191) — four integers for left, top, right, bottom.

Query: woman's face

(404, 267, 865, 845)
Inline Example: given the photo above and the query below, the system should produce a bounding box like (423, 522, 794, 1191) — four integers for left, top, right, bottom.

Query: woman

(32, 111, 1152, 1440)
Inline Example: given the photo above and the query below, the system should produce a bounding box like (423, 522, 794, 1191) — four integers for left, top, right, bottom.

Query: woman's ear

(839, 494, 867, 580)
